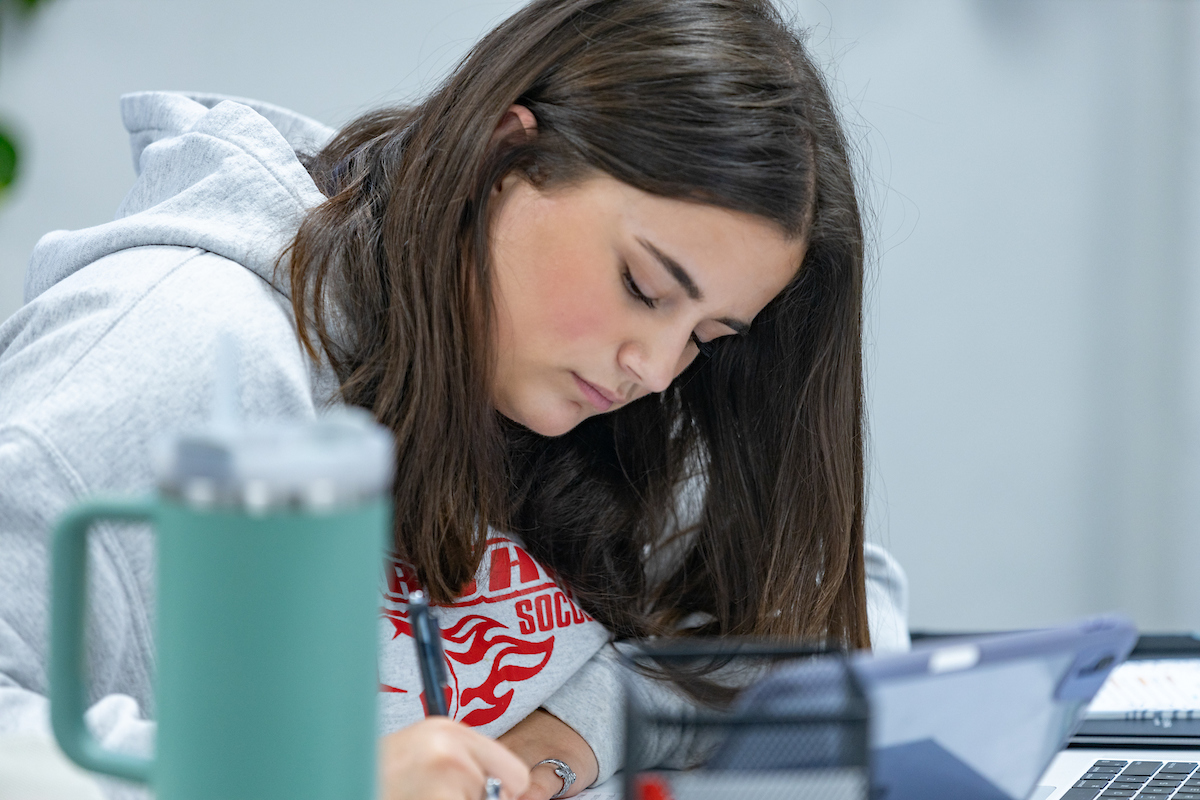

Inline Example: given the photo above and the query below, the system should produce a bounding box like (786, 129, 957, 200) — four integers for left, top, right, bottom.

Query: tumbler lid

(155, 407, 394, 512)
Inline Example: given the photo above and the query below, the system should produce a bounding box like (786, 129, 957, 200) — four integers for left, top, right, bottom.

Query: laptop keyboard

(1060, 760, 1200, 799)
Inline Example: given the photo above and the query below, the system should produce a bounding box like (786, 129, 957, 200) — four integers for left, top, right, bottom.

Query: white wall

(794, 0, 1200, 632)
(1, 0, 1196, 634)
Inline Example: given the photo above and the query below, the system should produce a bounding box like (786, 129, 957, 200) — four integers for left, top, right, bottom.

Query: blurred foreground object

(0, 734, 105, 800)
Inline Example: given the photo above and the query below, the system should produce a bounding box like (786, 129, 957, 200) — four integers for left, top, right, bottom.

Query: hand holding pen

(385, 590, 521, 800)
(377, 719, 526, 800)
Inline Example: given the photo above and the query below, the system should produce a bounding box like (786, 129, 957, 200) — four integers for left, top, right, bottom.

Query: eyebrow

(637, 237, 751, 335)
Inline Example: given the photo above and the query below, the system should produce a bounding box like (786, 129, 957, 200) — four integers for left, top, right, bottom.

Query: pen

(408, 589, 450, 716)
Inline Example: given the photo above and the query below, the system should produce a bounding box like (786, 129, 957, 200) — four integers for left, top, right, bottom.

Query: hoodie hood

(24, 92, 334, 303)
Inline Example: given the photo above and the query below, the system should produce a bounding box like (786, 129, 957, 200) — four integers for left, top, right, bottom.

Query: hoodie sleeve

(541, 542, 911, 784)
(864, 541, 911, 654)
(0, 423, 153, 799)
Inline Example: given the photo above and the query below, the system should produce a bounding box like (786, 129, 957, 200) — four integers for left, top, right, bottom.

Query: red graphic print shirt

(377, 534, 611, 737)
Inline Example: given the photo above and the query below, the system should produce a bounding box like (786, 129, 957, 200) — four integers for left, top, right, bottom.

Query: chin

(507, 402, 588, 438)
(523, 416, 582, 438)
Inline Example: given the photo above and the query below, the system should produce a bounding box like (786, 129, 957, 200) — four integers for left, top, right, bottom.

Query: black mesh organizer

(622, 641, 870, 800)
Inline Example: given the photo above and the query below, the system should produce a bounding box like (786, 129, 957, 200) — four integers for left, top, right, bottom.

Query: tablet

(717, 615, 1137, 800)
(855, 615, 1137, 800)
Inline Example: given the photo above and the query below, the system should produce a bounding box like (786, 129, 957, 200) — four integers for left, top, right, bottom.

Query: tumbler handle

(50, 497, 157, 783)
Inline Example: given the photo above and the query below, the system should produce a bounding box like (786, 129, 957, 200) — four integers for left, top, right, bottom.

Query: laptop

(1071, 634, 1200, 748)
(1033, 634, 1200, 800)
(1037, 747, 1200, 800)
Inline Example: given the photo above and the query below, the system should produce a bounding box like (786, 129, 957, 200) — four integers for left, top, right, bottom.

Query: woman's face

(489, 172, 804, 437)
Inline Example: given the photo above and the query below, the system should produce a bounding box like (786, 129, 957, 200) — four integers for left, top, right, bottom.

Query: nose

(618, 326, 694, 395)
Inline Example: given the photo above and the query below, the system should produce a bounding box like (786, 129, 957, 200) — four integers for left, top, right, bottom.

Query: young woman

(0, 1, 908, 799)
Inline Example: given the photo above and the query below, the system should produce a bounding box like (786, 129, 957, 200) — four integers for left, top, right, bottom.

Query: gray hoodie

(0, 92, 908, 797)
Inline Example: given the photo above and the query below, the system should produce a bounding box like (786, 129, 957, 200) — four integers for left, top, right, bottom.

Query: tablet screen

(865, 651, 1078, 800)
(856, 618, 1137, 800)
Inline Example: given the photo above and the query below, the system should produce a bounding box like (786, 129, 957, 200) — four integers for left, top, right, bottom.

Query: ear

(490, 104, 538, 145)
(489, 105, 538, 197)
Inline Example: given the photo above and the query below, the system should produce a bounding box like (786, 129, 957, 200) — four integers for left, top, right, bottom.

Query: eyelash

(622, 267, 716, 358)
(622, 267, 656, 309)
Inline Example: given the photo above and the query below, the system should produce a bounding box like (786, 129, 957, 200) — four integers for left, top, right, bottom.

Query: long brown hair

(287, 0, 869, 649)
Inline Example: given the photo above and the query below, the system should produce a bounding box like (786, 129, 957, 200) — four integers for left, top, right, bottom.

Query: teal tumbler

(50, 409, 393, 800)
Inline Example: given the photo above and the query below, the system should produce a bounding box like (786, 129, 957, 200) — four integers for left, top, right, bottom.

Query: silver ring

(533, 758, 576, 799)
(484, 776, 502, 800)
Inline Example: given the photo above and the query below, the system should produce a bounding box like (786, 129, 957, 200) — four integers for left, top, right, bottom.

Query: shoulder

(0, 244, 327, 494)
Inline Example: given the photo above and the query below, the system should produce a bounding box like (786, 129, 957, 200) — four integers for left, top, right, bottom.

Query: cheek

(545, 296, 610, 342)
(528, 258, 618, 344)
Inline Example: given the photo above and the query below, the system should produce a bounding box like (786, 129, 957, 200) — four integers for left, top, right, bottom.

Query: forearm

(498, 708, 598, 799)
(538, 643, 708, 784)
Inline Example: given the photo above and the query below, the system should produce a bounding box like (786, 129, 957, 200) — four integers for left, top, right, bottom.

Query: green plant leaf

(0, 128, 18, 193)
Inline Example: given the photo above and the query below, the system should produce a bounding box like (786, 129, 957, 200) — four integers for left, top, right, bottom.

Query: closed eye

(625, 264, 723, 358)
(622, 267, 657, 309)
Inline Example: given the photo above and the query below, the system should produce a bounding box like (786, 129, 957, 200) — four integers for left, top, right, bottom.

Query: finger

(462, 734, 531, 800)
(515, 765, 562, 800)
(379, 721, 490, 800)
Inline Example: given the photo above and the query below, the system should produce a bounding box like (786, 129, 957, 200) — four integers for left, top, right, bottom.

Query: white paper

(576, 774, 621, 799)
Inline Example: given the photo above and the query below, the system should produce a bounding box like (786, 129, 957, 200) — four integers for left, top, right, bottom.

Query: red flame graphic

(380, 607, 555, 727)
(442, 614, 555, 727)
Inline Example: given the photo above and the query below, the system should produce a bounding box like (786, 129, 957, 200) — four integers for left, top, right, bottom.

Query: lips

(572, 373, 616, 412)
